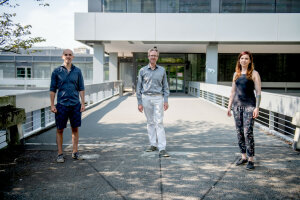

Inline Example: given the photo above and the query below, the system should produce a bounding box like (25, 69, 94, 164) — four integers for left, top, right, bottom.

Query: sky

(1, 0, 89, 51)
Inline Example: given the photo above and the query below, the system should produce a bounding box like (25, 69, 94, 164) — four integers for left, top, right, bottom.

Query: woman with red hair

(227, 51, 261, 170)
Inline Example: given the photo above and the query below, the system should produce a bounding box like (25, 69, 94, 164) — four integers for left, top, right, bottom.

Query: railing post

(221, 96, 225, 107)
(119, 82, 123, 96)
(41, 108, 45, 128)
(292, 112, 300, 151)
(269, 111, 274, 130)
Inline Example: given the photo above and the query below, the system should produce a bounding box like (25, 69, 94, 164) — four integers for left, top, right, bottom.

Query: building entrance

(134, 53, 189, 93)
(164, 64, 184, 93)
(136, 63, 185, 93)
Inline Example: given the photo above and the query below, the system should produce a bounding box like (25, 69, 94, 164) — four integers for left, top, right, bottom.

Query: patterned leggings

(232, 106, 255, 157)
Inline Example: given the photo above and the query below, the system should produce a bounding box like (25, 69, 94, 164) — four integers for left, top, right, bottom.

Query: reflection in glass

(104, 0, 126, 12)
(276, 0, 300, 13)
(245, 0, 275, 13)
(220, 0, 245, 13)
(179, 0, 210, 13)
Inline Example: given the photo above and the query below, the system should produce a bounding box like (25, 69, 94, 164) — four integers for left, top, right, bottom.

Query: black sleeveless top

(233, 74, 256, 107)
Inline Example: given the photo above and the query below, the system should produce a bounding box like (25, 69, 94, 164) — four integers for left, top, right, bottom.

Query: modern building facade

(75, 0, 300, 92)
(0, 47, 99, 88)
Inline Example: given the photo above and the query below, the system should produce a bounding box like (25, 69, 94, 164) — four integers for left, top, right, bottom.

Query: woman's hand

(227, 107, 232, 117)
(253, 107, 259, 118)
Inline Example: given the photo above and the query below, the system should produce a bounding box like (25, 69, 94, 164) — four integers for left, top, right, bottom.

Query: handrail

(188, 81, 299, 142)
(2, 81, 122, 139)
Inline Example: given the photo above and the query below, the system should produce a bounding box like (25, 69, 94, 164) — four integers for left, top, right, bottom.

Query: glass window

(33, 56, 51, 61)
(50, 63, 61, 74)
(276, 0, 300, 13)
(33, 63, 51, 79)
(16, 56, 32, 61)
(218, 53, 300, 82)
(246, 0, 275, 13)
(187, 54, 205, 81)
(86, 57, 93, 62)
(218, 54, 237, 81)
(142, 0, 155, 13)
(220, 0, 245, 13)
(86, 63, 93, 81)
(158, 54, 185, 63)
(104, 0, 127, 12)
(128, 0, 142, 12)
(51, 56, 62, 62)
(179, 0, 210, 13)
(73, 57, 85, 62)
(157, 0, 179, 13)
(75, 63, 93, 81)
(104, 63, 109, 81)
(16, 67, 31, 78)
(0, 63, 15, 78)
(0, 56, 14, 61)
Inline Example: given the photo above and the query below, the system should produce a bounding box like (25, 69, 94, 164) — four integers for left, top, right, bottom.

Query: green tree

(0, 0, 49, 53)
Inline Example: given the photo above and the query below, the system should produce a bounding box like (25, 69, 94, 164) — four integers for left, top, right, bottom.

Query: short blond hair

(148, 47, 159, 57)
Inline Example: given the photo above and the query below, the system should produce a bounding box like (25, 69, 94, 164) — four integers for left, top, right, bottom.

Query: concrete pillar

(109, 53, 118, 81)
(205, 44, 218, 84)
(93, 44, 104, 84)
(292, 112, 300, 150)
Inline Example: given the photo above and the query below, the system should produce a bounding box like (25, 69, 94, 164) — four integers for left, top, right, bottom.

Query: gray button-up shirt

(136, 64, 170, 105)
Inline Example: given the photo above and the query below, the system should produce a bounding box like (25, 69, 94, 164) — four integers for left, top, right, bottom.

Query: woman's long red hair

(234, 51, 254, 81)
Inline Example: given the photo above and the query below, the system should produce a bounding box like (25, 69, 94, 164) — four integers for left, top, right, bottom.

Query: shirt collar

(148, 64, 158, 70)
(61, 64, 74, 71)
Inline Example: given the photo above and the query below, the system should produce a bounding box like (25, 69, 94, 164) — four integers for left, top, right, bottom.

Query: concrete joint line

(200, 156, 239, 200)
(87, 161, 127, 200)
(159, 156, 164, 200)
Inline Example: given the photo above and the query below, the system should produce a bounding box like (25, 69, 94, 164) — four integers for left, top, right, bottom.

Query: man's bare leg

(56, 129, 64, 155)
(72, 127, 79, 153)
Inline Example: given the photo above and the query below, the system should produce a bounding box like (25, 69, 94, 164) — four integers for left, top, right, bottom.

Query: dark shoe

(236, 158, 248, 166)
(159, 150, 170, 157)
(56, 154, 65, 163)
(146, 146, 158, 152)
(72, 152, 84, 160)
(246, 161, 255, 170)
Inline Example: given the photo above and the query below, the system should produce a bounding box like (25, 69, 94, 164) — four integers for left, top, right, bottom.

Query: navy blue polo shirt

(50, 64, 85, 106)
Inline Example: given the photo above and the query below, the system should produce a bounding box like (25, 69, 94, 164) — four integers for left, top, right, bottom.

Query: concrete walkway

(1, 93, 300, 200)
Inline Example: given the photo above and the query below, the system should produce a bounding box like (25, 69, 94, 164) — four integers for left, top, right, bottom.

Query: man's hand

(253, 107, 259, 118)
(51, 105, 57, 113)
(138, 104, 143, 113)
(164, 102, 169, 111)
(80, 103, 85, 112)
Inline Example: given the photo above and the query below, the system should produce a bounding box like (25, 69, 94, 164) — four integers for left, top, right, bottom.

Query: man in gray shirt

(136, 47, 170, 157)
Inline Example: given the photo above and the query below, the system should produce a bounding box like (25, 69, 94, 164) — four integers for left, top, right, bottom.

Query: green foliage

(0, 0, 48, 53)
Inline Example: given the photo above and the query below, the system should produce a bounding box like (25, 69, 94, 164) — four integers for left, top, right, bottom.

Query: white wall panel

(216, 14, 278, 41)
(75, 13, 96, 40)
(156, 14, 216, 41)
(75, 13, 300, 42)
(278, 14, 300, 41)
(95, 13, 156, 41)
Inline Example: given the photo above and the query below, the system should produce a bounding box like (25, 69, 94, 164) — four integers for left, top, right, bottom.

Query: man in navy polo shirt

(50, 49, 85, 163)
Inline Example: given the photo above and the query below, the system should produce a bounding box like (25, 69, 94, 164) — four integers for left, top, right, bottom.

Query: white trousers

(142, 94, 166, 151)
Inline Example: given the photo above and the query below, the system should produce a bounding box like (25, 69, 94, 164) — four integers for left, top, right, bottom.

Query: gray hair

(147, 47, 159, 56)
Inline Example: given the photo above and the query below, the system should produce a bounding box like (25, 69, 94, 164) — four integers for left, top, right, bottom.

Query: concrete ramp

(1, 94, 300, 199)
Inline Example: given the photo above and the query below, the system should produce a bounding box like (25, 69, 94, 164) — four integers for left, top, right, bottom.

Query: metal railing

(8, 81, 122, 139)
(0, 77, 93, 88)
(188, 81, 299, 142)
